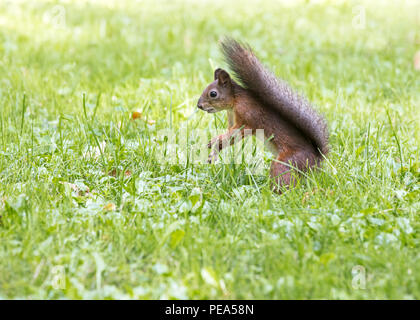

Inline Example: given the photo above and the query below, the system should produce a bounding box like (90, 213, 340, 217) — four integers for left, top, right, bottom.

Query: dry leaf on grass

(103, 203, 116, 211)
(108, 169, 132, 177)
(131, 110, 142, 120)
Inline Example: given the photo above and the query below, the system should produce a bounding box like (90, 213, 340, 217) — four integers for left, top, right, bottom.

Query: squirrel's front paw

(208, 137, 222, 150)
(208, 150, 219, 164)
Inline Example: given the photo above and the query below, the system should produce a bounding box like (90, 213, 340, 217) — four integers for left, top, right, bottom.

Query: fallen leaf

(103, 203, 116, 211)
(108, 169, 131, 177)
(132, 110, 142, 120)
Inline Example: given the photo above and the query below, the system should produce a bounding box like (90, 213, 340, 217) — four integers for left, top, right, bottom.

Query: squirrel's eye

(209, 91, 218, 98)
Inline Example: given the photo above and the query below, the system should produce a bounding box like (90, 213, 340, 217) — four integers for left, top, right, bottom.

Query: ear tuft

(214, 68, 231, 87)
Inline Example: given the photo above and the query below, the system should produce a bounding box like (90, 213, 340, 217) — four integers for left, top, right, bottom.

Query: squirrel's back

(220, 38, 329, 155)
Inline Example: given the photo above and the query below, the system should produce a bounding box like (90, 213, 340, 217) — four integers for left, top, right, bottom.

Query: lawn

(0, 0, 419, 299)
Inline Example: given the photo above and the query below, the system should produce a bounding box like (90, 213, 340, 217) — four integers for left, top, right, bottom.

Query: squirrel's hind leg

(270, 148, 319, 193)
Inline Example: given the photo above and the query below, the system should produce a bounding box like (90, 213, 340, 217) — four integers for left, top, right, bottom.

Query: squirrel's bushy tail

(220, 38, 329, 155)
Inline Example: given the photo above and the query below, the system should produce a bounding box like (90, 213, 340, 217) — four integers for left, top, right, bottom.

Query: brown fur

(197, 39, 328, 192)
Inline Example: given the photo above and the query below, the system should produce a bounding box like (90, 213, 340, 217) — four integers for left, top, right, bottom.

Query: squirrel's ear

(214, 68, 231, 87)
(214, 68, 223, 80)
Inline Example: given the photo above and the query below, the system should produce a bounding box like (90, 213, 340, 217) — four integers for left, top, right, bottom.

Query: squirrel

(197, 38, 329, 192)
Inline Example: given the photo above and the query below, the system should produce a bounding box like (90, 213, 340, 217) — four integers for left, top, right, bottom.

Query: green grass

(0, 0, 419, 299)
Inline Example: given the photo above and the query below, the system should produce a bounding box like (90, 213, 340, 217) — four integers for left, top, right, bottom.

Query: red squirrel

(197, 38, 329, 192)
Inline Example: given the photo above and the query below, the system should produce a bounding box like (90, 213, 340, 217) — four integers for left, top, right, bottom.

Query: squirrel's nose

(197, 103, 203, 110)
